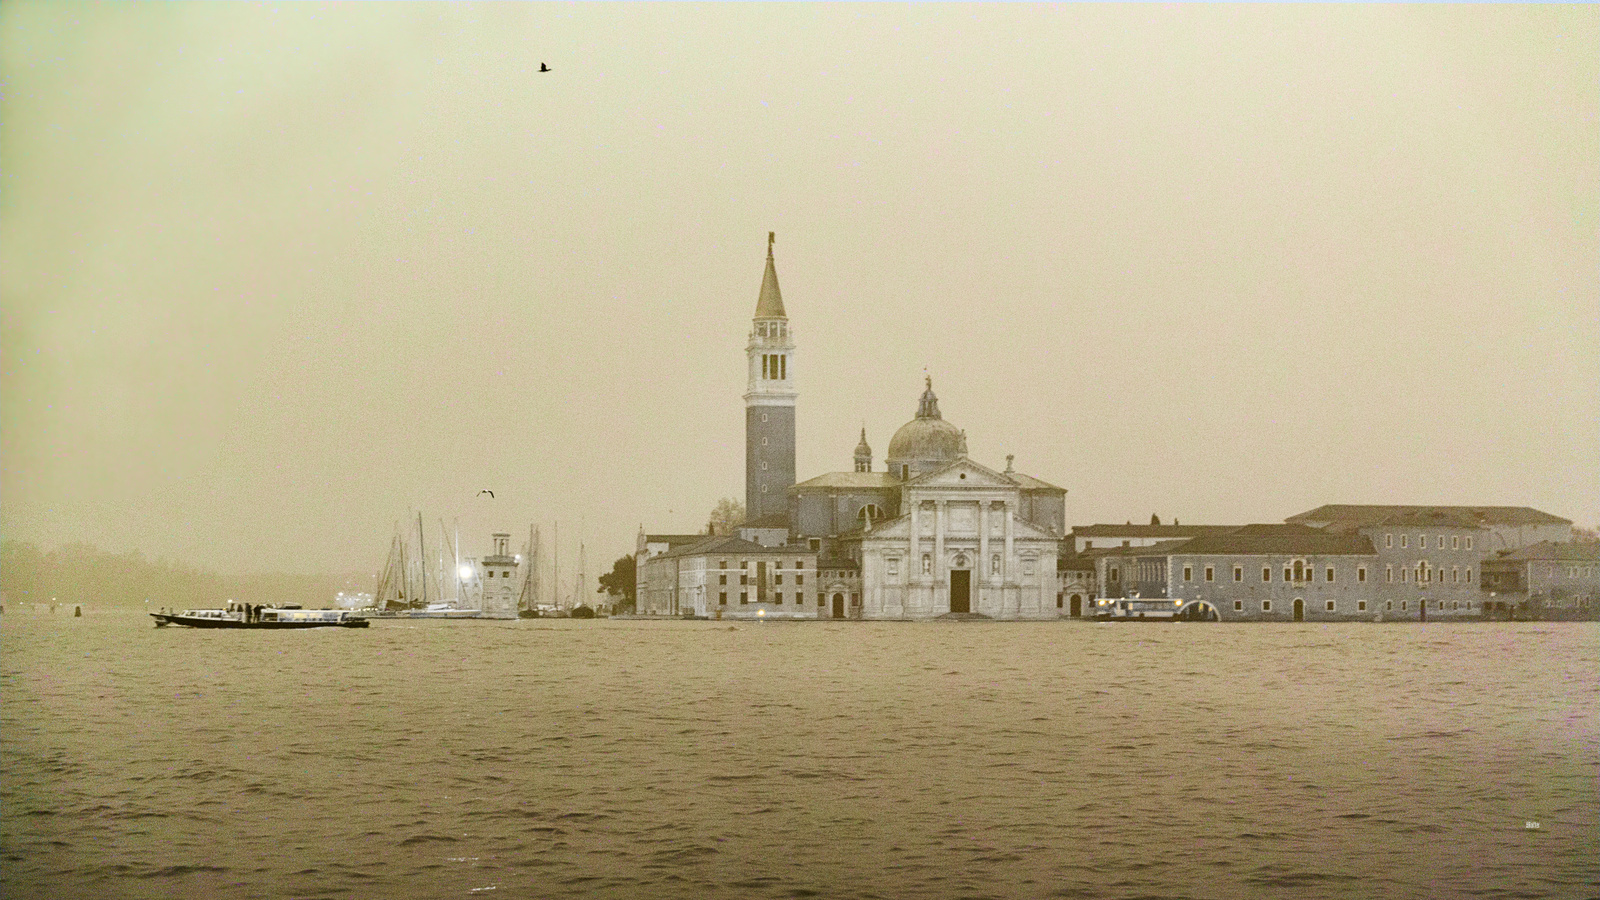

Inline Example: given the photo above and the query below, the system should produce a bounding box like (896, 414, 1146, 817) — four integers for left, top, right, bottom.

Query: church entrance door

(950, 569, 971, 614)
(1069, 595, 1082, 618)
(832, 593, 844, 619)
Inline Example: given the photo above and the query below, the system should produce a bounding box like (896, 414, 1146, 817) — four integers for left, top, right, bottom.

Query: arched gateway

(1176, 601, 1221, 622)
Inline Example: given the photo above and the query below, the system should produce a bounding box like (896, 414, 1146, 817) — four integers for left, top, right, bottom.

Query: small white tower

(479, 532, 518, 618)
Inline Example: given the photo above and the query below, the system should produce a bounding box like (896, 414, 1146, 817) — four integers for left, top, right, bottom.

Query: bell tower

(745, 232, 796, 523)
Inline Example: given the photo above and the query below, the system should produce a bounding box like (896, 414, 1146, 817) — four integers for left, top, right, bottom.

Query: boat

(1094, 593, 1182, 621)
(151, 606, 369, 629)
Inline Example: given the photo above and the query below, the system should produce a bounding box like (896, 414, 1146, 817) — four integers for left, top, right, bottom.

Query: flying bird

(539, 63, 550, 73)
(478, 490, 495, 498)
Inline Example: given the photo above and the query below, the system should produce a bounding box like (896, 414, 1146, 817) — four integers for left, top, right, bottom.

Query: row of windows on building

(717, 572, 805, 586)
(1552, 565, 1597, 578)
(1384, 563, 1473, 584)
(760, 353, 788, 380)
(1114, 560, 1482, 586)
(1177, 562, 1367, 584)
(1232, 598, 1477, 613)
(1385, 534, 1474, 551)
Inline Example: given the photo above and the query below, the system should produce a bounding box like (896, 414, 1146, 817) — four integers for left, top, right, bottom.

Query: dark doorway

(1069, 594, 1082, 618)
(832, 593, 844, 619)
(1293, 598, 1304, 621)
(950, 569, 971, 614)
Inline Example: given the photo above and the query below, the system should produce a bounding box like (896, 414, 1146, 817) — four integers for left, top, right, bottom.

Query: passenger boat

(151, 606, 369, 629)
(1094, 594, 1182, 621)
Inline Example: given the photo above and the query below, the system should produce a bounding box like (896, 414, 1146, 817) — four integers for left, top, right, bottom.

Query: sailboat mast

(417, 511, 428, 607)
(552, 522, 560, 610)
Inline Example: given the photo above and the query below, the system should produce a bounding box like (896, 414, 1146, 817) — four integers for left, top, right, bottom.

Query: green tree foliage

(597, 553, 636, 612)
(707, 497, 745, 536)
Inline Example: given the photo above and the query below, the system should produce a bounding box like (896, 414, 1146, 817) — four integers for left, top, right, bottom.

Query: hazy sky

(4, 3, 1596, 578)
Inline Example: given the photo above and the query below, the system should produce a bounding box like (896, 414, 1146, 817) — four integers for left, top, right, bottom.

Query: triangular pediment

(905, 457, 1017, 490)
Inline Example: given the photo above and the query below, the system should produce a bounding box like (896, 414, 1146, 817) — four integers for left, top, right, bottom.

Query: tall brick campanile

(744, 232, 796, 523)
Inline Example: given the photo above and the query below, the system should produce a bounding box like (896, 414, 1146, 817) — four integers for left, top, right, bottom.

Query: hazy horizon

(4, 3, 1595, 577)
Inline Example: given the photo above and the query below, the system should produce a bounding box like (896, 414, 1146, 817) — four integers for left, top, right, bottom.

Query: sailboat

(517, 524, 542, 618)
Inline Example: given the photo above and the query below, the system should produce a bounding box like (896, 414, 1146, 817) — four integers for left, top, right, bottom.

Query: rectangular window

(1233, 566, 1243, 582)
(1401, 568, 1408, 582)
(1110, 566, 1121, 583)
(719, 574, 727, 585)
(1452, 536, 1460, 550)
(1401, 600, 1408, 611)
(1385, 565, 1393, 583)
(1205, 566, 1215, 582)
(775, 574, 783, 585)
(719, 592, 727, 605)
(796, 574, 804, 585)
(1358, 600, 1367, 612)
(1386, 534, 1394, 548)
(775, 593, 783, 604)
(1358, 567, 1367, 583)
(1183, 566, 1193, 582)
(1465, 569, 1472, 583)
(740, 592, 748, 604)
(1262, 600, 1272, 612)
(1262, 567, 1271, 582)
(1283, 566, 1292, 582)
(1326, 567, 1335, 583)
(1418, 534, 1425, 548)
(1465, 536, 1474, 550)
(1386, 600, 1393, 611)
(1325, 600, 1335, 611)
(1438, 536, 1446, 549)
(1401, 535, 1408, 548)
(1234, 600, 1243, 611)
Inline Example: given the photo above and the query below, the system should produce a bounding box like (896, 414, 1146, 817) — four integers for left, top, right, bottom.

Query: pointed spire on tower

(854, 425, 873, 472)
(754, 231, 786, 318)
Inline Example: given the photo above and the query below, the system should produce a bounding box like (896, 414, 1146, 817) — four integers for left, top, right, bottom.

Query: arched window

(921, 554, 931, 575)
(991, 554, 1001, 575)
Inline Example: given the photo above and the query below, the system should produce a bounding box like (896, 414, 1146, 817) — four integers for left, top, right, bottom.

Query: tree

(707, 498, 745, 536)
(1573, 525, 1599, 545)
(597, 553, 637, 612)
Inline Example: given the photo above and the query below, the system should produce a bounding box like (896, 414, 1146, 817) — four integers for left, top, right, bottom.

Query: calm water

(2, 610, 1595, 900)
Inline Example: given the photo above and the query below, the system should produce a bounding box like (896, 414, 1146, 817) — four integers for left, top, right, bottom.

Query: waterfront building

(635, 535, 818, 619)
(1480, 541, 1600, 618)
(1285, 505, 1571, 552)
(1068, 521, 1240, 553)
(635, 235, 1068, 620)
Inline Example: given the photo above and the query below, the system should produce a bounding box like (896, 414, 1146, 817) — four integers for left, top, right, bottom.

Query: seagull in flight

(539, 63, 550, 73)
(478, 490, 495, 499)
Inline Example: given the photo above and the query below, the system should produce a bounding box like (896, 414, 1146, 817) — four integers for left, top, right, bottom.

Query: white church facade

(636, 234, 1066, 620)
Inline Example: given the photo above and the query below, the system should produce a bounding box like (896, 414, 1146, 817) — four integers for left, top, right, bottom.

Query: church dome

(885, 378, 964, 478)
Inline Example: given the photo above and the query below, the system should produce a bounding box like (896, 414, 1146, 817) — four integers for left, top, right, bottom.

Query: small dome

(886, 377, 963, 477)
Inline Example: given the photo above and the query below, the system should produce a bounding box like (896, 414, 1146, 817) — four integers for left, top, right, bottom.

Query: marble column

(934, 500, 946, 586)
(909, 498, 920, 582)
(979, 500, 991, 586)
(1003, 500, 1014, 582)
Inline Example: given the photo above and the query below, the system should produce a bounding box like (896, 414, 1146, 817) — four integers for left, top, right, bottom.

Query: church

(636, 234, 1067, 620)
